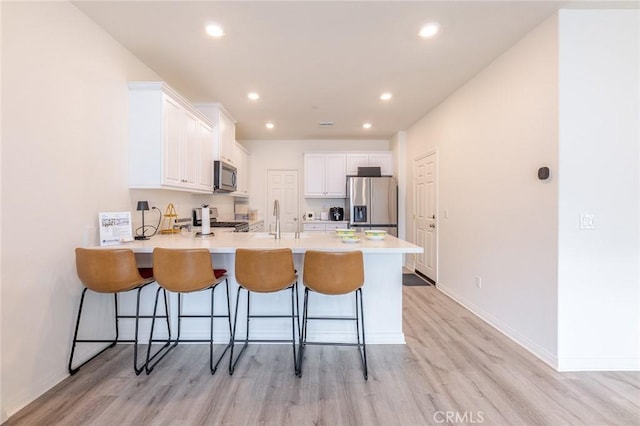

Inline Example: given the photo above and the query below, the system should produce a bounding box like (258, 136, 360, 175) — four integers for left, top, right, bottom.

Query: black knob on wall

(538, 167, 550, 180)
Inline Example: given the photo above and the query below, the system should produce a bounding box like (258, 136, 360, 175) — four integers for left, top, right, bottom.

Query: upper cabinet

(128, 82, 214, 193)
(194, 103, 237, 166)
(346, 152, 394, 176)
(232, 142, 250, 197)
(304, 153, 347, 198)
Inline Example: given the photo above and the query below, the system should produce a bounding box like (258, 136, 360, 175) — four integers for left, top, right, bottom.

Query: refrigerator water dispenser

(354, 206, 367, 223)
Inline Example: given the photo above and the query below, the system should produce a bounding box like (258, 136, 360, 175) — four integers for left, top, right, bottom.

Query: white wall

(405, 16, 560, 366)
(557, 10, 640, 370)
(0, 2, 164, 420)
(241, 139, 390, 229)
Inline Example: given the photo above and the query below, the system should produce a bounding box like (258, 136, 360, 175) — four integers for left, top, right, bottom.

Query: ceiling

(72, 1, 634, 141)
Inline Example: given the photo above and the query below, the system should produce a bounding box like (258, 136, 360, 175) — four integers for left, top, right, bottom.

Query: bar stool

(146, 248, 232, 375)
(229, 248, 300, 375)
(298, 250, 368, 380)
(69, 248, 162, 375)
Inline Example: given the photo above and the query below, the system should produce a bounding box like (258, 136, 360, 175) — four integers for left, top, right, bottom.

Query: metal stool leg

(229, 286, 250, 375)
(68, 288, 118, 375)
(357, 288, 368, 380)
(210, 278, 232, 374)
(145, 288, 173, 374)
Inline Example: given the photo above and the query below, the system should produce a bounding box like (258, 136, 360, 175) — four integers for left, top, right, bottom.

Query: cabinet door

(324, 222, 345, 231)
(219, 112, 236, 165)
(346, 154, 368, 175)
(182, 110, 198, 187)
(304, 154, 327, 197)
(324, 154, 347, 197)
(368, 153, 394, 175)
(162, 96, 183, 187)
(196, 121, 214, 191)
(232, 143, 249, 197)
(303, 223, 325, 232)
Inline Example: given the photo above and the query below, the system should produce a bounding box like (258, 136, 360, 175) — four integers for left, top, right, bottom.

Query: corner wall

(557, 9, 640, 370)
(1, 2, 161, 419)
(405, 15, 560, 366)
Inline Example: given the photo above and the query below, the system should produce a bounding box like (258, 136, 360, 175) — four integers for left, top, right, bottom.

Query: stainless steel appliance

(213, 160, 237, 193)
(192, 208, 249, 232)
(346, 176, 398, 236)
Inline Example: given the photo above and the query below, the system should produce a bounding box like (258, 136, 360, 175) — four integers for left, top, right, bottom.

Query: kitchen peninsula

(125, 232, 422, 344)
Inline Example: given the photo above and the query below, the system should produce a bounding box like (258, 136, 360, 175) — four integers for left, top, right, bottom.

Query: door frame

(413, 149, 438, 284)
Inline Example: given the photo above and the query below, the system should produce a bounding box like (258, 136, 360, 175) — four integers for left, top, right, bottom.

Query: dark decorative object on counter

(135, 201, 150, 240)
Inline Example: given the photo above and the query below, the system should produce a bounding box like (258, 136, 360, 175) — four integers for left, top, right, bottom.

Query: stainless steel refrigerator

(346, 176, 398, 237)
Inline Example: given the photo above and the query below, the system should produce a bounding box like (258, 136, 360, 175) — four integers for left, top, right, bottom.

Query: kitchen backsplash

(302, 198, 346, 220)
(128, 189, 236, 229)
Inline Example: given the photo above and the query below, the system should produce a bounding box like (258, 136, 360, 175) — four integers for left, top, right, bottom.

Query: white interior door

(414, 152, 437, 282)
(267, 170, 299, 233)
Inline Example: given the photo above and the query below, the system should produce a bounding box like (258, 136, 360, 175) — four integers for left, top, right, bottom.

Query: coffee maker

(329, 207, 344, 221)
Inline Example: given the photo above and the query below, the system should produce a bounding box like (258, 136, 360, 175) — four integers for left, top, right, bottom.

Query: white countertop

(119, 231, 422, 254)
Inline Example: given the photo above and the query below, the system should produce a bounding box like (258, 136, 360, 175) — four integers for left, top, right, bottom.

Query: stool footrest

(305, 316, 357, 321)
(301, 341, 365, 347)
(248, 314, 299, 319)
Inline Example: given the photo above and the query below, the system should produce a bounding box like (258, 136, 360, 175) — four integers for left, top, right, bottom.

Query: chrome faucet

(273, 199, 281, 239)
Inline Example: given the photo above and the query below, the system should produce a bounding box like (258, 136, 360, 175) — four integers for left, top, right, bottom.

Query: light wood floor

(6, 286, 640, 425)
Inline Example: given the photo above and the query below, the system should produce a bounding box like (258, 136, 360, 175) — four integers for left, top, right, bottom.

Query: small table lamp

(135, 201, 150, 240)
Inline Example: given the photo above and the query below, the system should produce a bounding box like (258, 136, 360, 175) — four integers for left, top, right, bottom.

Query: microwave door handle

(232, 171, 237, 187)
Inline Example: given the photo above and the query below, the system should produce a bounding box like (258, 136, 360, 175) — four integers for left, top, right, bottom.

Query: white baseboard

(557, 357, 640, 371)
(436, 284, 559, 370)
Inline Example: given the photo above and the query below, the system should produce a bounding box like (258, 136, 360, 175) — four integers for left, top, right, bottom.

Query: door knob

(431, 214, 436, 219)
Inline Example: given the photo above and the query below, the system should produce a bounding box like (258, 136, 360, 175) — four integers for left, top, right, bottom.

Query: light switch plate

(579, 213, 595, 230)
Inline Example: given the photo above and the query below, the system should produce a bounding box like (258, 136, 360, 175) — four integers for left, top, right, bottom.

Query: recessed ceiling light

(380, 92, 392, 101)
(363, 123, 372, 129)
(418, 22, 440, 38)
(248, 92, 260, 101)
(266, 122, 275, 129)
(205, 24, 224, 38)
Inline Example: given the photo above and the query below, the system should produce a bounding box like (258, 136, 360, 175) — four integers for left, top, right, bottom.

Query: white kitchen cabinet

(129, 82, 214, 193)
(196, 120, 214, 191)
(303, 221, 348, 232)
(345, 154, 368, 176)
(232, 142, 250, 197)
(194, 103, 237, 166)
(304, 153, 347, 198)
(346, 152, 394, 176)
(324, 222, 347, 231)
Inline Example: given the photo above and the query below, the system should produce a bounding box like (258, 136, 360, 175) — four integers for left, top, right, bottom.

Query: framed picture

(98, 212, 133, 246)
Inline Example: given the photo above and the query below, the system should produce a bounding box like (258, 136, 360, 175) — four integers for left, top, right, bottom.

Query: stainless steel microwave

(213, 160, 237, 193)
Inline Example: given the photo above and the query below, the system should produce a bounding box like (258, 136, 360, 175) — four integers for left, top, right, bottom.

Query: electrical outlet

(475, 276, 482, 289)
(579, 213, 595, 230)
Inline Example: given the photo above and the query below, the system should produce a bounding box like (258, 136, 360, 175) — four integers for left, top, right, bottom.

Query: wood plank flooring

(5, 286, 640, 425)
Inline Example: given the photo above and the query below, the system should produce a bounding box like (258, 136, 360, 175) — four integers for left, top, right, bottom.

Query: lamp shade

(136, 201, 150, 211)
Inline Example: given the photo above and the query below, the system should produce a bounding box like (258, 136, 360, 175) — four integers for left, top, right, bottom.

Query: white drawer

(324, 223, 345, 231)
(303, 223, 326, 232)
